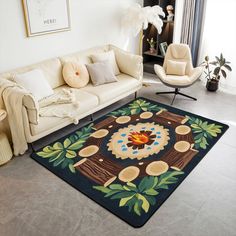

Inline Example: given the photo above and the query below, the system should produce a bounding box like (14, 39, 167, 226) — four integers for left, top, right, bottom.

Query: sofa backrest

(0, 58, 64, 89)
(60, 45, 109, 65)
(0, 45, 110, 92)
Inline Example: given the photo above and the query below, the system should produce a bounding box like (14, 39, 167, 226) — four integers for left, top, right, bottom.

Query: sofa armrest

(0, 78, 39, 125)
(23, 94, 39, 125)
(109, 45, 143, 81)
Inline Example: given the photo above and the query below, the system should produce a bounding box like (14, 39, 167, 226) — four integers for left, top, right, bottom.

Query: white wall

(0, 0, 142, 73)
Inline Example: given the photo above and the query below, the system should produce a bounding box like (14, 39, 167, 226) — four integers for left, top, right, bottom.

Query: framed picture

(159, 42, 168, 57)
(22, 0, 71, 37)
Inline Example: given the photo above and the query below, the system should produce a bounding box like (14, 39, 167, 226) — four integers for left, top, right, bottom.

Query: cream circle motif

(78, 145, 99, 157)
(146, 161, 169, 176)
(140, 112, 153, 119)
(107, 122, 170, 160)
(175, 125, 191, 135)
(174, 141, 190, 152)
(116, 116, 131, 124)
(91, 129, 109, 138)
(118, 166, 140, 182)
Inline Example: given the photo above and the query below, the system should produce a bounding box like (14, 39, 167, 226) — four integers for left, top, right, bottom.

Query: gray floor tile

(1, 73, 236, 236)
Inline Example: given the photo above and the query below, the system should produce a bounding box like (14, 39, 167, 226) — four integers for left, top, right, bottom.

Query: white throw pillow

(166, 60, 187, 76)
(90, 50, 120, 75)
(14, 69, 54, 101)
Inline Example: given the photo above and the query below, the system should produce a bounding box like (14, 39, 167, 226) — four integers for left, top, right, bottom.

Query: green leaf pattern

(36, 123, 94, 173)
(93, 171, 184, 216)
(187, 116, 222, 149)
(109, 99, 165, 117)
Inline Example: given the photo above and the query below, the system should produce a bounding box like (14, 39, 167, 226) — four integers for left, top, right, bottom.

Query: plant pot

(150, 47, 155, 54)
(206, 80, 219, 92)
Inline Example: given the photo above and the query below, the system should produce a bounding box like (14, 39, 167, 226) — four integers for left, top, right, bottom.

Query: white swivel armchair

(154, 43, 203, 105)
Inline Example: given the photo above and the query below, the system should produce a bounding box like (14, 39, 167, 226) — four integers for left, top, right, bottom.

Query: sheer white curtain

(198, 0, 236, 94)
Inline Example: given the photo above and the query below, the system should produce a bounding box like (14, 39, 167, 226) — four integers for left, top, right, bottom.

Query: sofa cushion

(80, 73, 141, 104)
(63, 62, 89, 88)
(30, 87, 99, 135)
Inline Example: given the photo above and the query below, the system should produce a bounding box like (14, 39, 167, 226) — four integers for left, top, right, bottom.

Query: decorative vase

(150, 46, 155, 54)
(206, 80, 219, 92)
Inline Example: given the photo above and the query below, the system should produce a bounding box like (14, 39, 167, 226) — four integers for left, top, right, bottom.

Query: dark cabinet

(143, 0, 176, 74)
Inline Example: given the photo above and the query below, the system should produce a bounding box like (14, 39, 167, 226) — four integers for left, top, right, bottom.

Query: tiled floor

(1, 73, 236, 236)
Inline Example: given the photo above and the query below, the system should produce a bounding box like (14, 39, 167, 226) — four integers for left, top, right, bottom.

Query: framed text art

(22, 0, 71, 37)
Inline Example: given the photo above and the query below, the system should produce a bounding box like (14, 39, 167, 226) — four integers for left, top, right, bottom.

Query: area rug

(31, 98, 228, 227)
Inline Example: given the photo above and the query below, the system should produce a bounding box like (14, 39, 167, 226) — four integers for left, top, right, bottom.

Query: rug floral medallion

(31, 98, 229, 227)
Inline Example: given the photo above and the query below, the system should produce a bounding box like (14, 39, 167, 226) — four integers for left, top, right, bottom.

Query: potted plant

(201, 53, 232, 92)
(147, 37, 157, 54)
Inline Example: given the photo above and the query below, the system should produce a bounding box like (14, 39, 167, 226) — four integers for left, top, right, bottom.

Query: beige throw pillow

(166, 60, 186, 76)
(86, 61, 117, 86)
(63, 62, 89, 88)
(90, 50, 120, 75)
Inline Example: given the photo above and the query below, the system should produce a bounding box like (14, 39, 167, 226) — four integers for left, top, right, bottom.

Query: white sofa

(0, 44, 143, 148)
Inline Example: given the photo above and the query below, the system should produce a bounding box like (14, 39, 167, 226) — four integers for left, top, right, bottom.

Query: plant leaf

(37, 150, 61, 158)
(93, 186, 111, 194)
(53, 142, 63, 150)
(221, 69, 226, 78)
(144, 188, 159, 196)
(109, 184, 124, 191)
(63, 138, 71, 148)
(138, 176, 157, 192)
(144, 195, 156, 206)
(110, 191, 136, 200)
(69, 140, 85, 150)
(69, 164, 76, 173)
(65, 150, 77, 158)
(224, 64, 232, 71)
(53, 156, 65, 167)
(119, 195, 135, 207)
(133, 199, 142, 216)
(136, 194, 150, 213)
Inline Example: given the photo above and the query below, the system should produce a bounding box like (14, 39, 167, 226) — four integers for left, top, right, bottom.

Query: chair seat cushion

(161, 75, 197, 87)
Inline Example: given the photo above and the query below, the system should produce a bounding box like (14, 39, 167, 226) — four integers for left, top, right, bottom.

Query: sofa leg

(90, 114, 94, 121)
(134, 91, 137, 99)
(30, 143, 36, 152)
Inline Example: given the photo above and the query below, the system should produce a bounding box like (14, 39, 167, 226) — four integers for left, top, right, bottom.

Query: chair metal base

(156, 88, 197, 105)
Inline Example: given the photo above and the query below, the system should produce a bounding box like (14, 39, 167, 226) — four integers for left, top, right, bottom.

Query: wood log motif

(89, 154, 123, 175)
(74, 158, 117, 187)
(175, 125, 195, 145)
(93, 116, 116, 130)
(175, 133, 195, 146)
(159, 147, 198, 170)
(151, 110, 188, 128)
(157, 110, 188, 124)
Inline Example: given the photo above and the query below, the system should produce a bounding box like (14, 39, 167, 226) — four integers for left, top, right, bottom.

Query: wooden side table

(0, 109, 13, 166)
